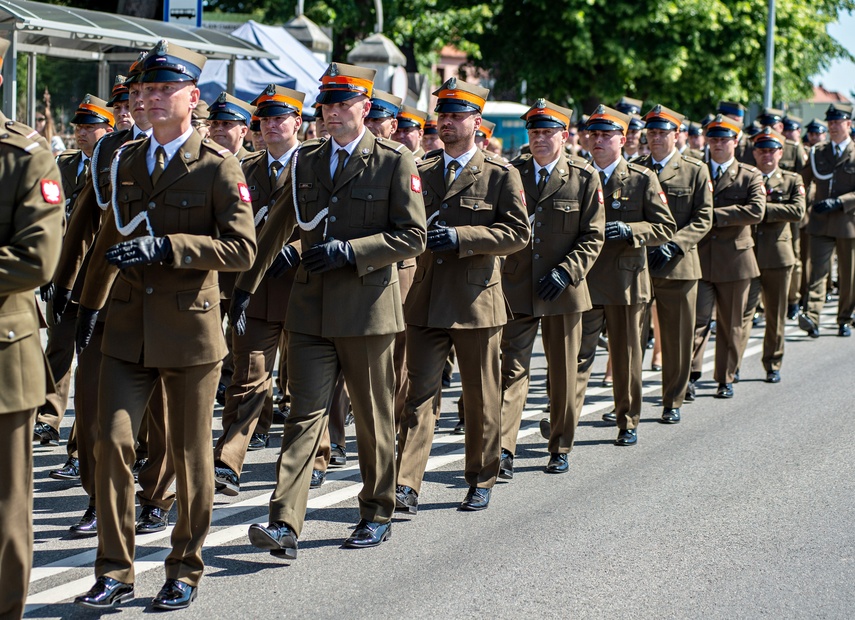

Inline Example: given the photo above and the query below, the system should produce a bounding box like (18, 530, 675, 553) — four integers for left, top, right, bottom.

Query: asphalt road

(24, 299, 855, 619)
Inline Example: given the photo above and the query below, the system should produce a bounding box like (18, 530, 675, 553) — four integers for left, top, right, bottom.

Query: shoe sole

(394, 498, 418, 514)
(714, 393, 733, 399)
(136, 524, 168, 535)
(660, 418, 680, 424)
(538, 418, 550, 440)
(459, 503, 489, 511)
(49, 472, 80, 481)
(451, 427, 465, 435)
(69, 528, 98, 538)
(248, 526, 298, 558)
(498, 469, 514, 480)
(151, 590, 197, 610)
(75, 591, 134, 609)
(544, 467, 568, 474)
(342, 528, 391, 549)
(214, 476, 239, 496)
(329, 458, 347, 468)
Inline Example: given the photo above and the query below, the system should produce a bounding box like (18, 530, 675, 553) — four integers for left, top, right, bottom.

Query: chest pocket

(667, 186, 692, 213)
(459, 196, 493, 225)
(298, 187, 321, 222)
(551, 199, 580, 234)
(164, 190, 207, 234)
(350, 186, 389, 228)
(117, 186, 144, 229)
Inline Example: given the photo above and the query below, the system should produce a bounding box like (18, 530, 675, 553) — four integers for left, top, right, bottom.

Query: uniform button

(484, 279, 489, 284)
(7, 330, 14, 339)
(467, 249, 474, 255)
(367, 266, 374, 271)
(535, 238, 541, 243)
(536, 207, 543, 212)
(439, 220, 446, 226)
(382, 279, 388, 285)
(536, 222, 542, 227)
(331, 196, 338, 203)
(472, 204, 479, 210)
(148, 201, 156, 209)
(437, 258, 443, 264)
(146, 287, 153, 294)
(367, 194, 373, 199)
(441, 203, 448, 209)
(184, 256, 192, 264)
(534, 254, 540, 260)
(329, 216, 337, 223)
(203, 300, 210, 309)
(181, 200, 188, 206)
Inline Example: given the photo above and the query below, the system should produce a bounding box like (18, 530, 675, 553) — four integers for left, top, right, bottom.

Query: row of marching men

(3, 35, 852, 618)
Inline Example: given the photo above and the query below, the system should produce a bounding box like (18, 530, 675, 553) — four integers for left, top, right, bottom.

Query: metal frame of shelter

(0, 0, 277, 124)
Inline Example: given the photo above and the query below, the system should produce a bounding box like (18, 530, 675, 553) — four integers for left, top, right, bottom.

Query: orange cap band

(436, 89, 486, 110)
(79, 103, 115, 126)
(589, 112, 629, 133)
(398, 110, 426, 128)
(320, 75, 374, 98)
(706, 118, 742, 134)
(526, 107, 571, 128)
(256, 93, 303, 115)
(644, 110, 681, 127)
(477, 124, 494, 139)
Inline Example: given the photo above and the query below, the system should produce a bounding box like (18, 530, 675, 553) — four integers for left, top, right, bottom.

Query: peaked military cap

(423, 115, 438, 134)
(71, 94, 114, 126)
(782, 115, 802, 131)
(432, 77, 489, 114)
(397, 105, 428, 129)
(643, 104, 684, 131)
(475, 119, 496, 140)
(107, 75, 129, 106)
(192, 100, 209, 121)
(756, 107, 785, 126)
(251, 84, 305, 118)
(805, 118, 828, 134)
(586, 105, 631, 134)
(825, 103, 852, 121)
(522, 98, 573, 129)
(704, 114, 742, 138)
(627, 114, 645, 131)
(717, 100, 746, 118)
(687, 121, 703, 137)
(615, 96, 643, 115)
(140, 39, 206, 83)
(207, 92, 254, 125)
(752, 126, 785, 149)
(123, 51, 149, 85)
(317, 62, 376, 104)
(367, 90, 402, 119)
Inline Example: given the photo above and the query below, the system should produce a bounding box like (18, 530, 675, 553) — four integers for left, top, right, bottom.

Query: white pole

(764, 0, 775, 108)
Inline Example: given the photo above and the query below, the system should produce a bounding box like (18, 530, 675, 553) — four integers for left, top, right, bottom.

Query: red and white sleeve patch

(411, 174, 421, 193)
(798, 185, 806, 196)
(597, 187, 604, 205)
(707, 180, 714, 193)
(658, 191, 668, 205)
(238, 183, 251, 203)
(520, 190, 527, 207)
(41, 180, 61, 204)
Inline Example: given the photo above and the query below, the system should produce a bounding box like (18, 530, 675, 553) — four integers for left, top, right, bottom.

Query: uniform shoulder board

(627, 161, 653, 176)
(681, 154, 704, 167)
(375, 136, 407, 153)
(240, 149, 266, 165)
(483, 153, 512, 169)
(0, 127, 44, 154)
(510, 152, 532, 168)
(297, 137, 326, 154)
(57, 148, 81, 161)
(423, 148, 444, 161)
(201, 138, 231, 158)
(567, 158, 595, 175)
(781, 168, 800, 180)
(738, 162, 760, 174)
(4, 119, 47, 149)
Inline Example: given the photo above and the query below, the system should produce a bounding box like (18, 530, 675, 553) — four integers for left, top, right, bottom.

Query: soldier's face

(112, 101, 133, 131)
(392, 125, 423, 153)
(828, 119, 851, 143)
(251, 130, 266, 151)
(73, 122, 111, 157)
(676, 129, 688, 149)
(527, 127, 567, 165)
(688, 133, 704, 149)
(365, 115, 398, 139)
(209, 119, 249, 154)
(807, 131, 826, 146)
(421, 133, 442, 152)
(646, 128, 676, 161)
(142, 81, 199, 128)
(753, 147, 782, 174)
(707, 135, 737, 163)
(437, 112, 479, 149)
(261, 113, 301, 150)
(783, 129, 800, 142)
(625, 128, 641, 150)
(128, 84, 148, 126)
(323, 96, 371, 143)
(589, 129, 625, 166)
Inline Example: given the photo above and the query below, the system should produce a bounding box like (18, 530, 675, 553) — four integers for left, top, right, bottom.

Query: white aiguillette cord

(91, 138, 110, 209)
(109, 145, 155, 237)
(810, 145, 835, 181)
(291, 148, 329, 238)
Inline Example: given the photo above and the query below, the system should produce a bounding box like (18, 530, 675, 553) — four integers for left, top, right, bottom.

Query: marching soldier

(207, 91, 253, 159)
(191, 99, 209, 138)
(394, 77, 529, 513)
(799, 103, 855, 338)
(393, 105, 428, 159)
(73, 40, 256, 610)
(422, 115, 442, 152)
(636, 105, 713, 424)
(686, 121, 706, 160)
(0, 38, 64, 619)
(805, 118, 828, 147)
(499, 99, 603, 477)
(474, 119, 496, 150)
(34, 95, 113, 448)
(245, 62, 425, 556)
(689, 115, 765, 399)
(738, 128, 806, 381)
(364, 89, 402, 139)
(575, 105, 675, 445)
(108, 75, 134, 132)
(216, 84, 306, 495)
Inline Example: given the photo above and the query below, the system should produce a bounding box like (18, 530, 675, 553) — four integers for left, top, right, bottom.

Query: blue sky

(813, 12, 855, 97)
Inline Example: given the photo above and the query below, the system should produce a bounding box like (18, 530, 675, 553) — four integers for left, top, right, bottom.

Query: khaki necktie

(446, 160, 460, 191)
(599, 170, 607, 188)
(152, 146, 166, 186)
(78, 158, 90, 185)
(714, 166, 723, 184)
(333, 148, 347, 182)
(537, 168, 549, 194)
(834, 144, 842, 158)
(270, 160, 282, 188)
(653, 163, 663, 175)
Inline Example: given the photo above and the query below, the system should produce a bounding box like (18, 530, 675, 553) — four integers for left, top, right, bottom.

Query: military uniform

(635, 105, 713, 421)
(0, 108, 64, 619)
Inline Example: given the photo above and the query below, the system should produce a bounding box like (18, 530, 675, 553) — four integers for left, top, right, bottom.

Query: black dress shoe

(660, 407, 681, 424)
(310, 469, 325, 489)
(49, 457, 80, 480)
(34, 421, 60, 446)
(330, 443, 347, 467)
(685, 381, 696, 402)
(441, 372, 452, 388)
(136, 505, 169, 534)
(733, 369, 740, 383)
(715, 383, 734, 399)
(766, 370, 781, 383)
(651, 363, 662, 371)
(75, 576, 134, 609)
(273, 405, 289, 424)
(248, 521, 298, 559)
(131, 457, 147, 482)
(70, 507, 98, 537)
(786, 302, 799, 320)
(343, 519, 391, 548)
(545, 453, 569, 474)
(215, 383, 227, 406)
(395, 485, 418, 514)
(214, 465, 240, 496)
(459, 487, 491, 511)
(152, 578, 197, 610)
(614, 428, 638, 446)
(798, 313, 820, 338)
(248, 433, 269, 451)
(499, 449, 514, 480)
(601, 410, 617, 424)
(452, 421, 465, 435)
(839, 323, 852, 337)
(538, 418, 551, 439)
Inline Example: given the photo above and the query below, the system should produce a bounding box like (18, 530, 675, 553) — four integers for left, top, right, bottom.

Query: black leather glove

(266, 244, 300, 278)
(604, 220, 633, 242)
(229, 288, 252, 337)
(39, 282, 55, 303)
(426, 225, 459, 253)
(647, 241, 682, 271)
(301, 240, 354, 273)
(105, 236, 174, 269)
(51, 287, 73, 325)
(75, 306, 99, 354)
(536, 268, 572, 302)
(812, 197, 843, 214)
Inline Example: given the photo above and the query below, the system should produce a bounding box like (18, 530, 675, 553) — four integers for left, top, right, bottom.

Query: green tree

(474, 0, 855, 119)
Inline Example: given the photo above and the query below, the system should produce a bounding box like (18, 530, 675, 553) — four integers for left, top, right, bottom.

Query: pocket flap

(734, 236, 754, 250)
(362, 264, 396, 287)
(0, 311, 37, 343)
(118, 187, 143, 203)
(552, 200, 580, 213)
(177, 284, 220, 312)
(618, 255, 646, 272)
(110, 277, 132, 302)
(459, 196, 493, 212)
(351, 186, 389, 201)
(164, 191, 206, 209)
(467, 268, 500, 287)
(413, 265, 426, 283)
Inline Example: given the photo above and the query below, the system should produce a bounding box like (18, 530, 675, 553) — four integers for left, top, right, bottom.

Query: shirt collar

(534, 155, 560, 178)
(133, 126, 152, 140)
(712, 157, 735, 176)
(832, 137, 851, 152)
(594, 156, 621, 181)
(268, 143, 299, 168)
(331, 128, 367, 157)
(150, 126, 195, 164)
(443, 145, 478, 170)
(653, 148, 677, 169)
